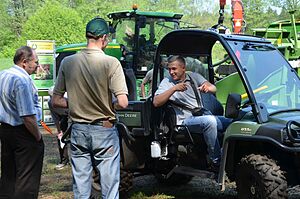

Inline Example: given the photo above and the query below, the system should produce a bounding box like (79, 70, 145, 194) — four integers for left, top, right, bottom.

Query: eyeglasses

(25, 59, 39, 65)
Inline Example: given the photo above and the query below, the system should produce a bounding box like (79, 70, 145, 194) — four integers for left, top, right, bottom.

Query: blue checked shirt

(0, 65, 42, 126)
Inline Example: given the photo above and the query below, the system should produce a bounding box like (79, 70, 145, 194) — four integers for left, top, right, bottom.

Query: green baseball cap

(86, 17, 109, 36)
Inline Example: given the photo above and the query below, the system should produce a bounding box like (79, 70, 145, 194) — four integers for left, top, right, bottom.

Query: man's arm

(141, 82, 146, 98)
(153, 82, 188, 107)
(114, 94, 128, 109)
(52, 94, 68, 109)
(198, 81, 217, 94)
(22, 115, 42, 141)
(140, 70, 152, 98)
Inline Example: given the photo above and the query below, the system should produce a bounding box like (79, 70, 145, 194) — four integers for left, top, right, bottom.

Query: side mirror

(225, 93, 241, 118)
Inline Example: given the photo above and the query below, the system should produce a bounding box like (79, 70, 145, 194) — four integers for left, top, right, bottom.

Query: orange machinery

(216, 0, 246, 34)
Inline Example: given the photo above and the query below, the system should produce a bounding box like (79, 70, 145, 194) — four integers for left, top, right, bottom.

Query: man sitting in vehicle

(153, 55, 231, 169)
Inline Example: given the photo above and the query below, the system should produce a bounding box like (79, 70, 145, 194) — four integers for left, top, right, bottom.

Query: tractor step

(166, 165, 215, 179)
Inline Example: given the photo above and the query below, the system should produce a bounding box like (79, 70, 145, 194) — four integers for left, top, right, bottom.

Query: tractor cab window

(114, 20, 135, 51)
(211, 42, 237, 81)
(112, 17, 180, 71)
(138, 19, 179, 71)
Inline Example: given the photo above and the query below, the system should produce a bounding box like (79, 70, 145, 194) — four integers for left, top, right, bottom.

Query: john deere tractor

(56, 6, 183, 100)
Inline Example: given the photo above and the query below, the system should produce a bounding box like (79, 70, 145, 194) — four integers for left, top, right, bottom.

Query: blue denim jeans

(183, 115, 232, 163)
(71, 123, 120, 199)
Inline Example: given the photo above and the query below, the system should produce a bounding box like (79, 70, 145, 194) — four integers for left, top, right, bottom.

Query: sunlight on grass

(130, 192, 175, 199)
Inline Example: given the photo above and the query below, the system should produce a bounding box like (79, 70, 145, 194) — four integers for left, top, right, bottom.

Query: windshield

(113, 18, 179, 50)
(112, 17, 179, 71)
(227, 40, 300, 114)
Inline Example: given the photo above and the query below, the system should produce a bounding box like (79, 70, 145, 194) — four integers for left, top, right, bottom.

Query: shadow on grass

(129, 175, 237, 199)
(41, 131, 237, 199)
(1, 127, 299, 198)
(5, 128, 300, 198)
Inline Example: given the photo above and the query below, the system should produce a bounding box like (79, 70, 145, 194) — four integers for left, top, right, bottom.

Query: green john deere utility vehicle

(59, 7, 300, 199)
(56, 6, 183, 100)
(108, 29, 300, 199)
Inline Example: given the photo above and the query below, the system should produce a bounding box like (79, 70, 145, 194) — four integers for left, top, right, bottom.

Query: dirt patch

(39, 130, 73, 199)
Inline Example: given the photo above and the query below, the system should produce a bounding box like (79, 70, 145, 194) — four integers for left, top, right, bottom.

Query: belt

(76, 120, 115, 128)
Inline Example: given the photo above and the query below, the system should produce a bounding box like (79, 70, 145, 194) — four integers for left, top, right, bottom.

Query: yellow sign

(27, 40, 56, 89)
(27, 40, 55, 53)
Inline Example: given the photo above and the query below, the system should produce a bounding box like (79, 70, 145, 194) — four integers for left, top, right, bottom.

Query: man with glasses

(0, 46, 44, 199)
(52, 18, 128, 199)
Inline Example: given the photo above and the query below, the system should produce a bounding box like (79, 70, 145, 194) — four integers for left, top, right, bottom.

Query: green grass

(0, 57, 13, 71)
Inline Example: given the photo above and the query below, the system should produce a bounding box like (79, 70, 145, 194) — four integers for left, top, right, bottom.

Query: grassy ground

(39, 133, 73, 199)
(0, 126, 175, 199)
(39, 128, 176, 199)
(5, 126, 299, 198)
(0, 126, 277, 199)
(38, 127, 236, 199)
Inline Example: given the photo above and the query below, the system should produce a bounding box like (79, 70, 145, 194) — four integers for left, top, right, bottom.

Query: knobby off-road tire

(236, 154, 287, 199)
(90, 169, 134, 199)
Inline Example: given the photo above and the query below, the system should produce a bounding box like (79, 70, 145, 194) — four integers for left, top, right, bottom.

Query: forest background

(0, 0, 299, 61)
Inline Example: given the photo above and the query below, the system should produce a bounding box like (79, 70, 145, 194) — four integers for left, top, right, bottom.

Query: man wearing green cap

(52, 17, 128, 199)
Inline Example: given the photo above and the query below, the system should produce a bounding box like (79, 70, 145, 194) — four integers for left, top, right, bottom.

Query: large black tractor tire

(90, 169, 134, 199)
(236, 154, 287, 199)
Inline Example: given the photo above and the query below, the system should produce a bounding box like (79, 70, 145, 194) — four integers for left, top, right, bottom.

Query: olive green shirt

(53, 48, 128, 123)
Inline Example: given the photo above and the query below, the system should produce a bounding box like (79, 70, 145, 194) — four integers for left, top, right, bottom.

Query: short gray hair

(13, 46, 34, 64)
(167, 55, 186, 66)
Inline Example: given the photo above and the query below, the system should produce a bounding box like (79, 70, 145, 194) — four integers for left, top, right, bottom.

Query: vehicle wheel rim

(249, 176, 261, 199)
(250, 185, 256, 195)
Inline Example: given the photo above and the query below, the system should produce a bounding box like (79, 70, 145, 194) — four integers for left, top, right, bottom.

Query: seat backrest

(163, 104, 177, 131)
(201, 92, 224, 116)
(163, 104, 194, 144)
(188, 72, 224, 116)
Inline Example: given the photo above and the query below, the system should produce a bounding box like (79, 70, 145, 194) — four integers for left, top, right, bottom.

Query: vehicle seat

(163, 92, 225, 145)
(201, 92, 224, 116)
(163, 104, 195, 144)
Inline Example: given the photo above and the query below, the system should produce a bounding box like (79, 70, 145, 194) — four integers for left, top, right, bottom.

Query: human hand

(198, 83, 209, 93)
(174, 82, 188, 92)
(57, 131, 63, 139)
